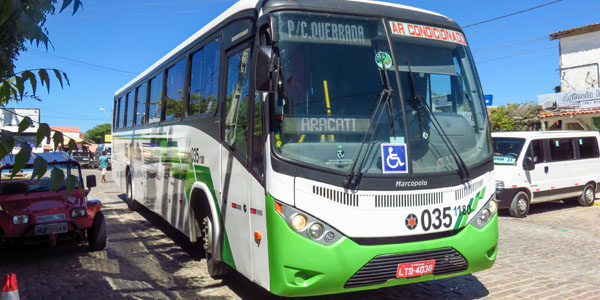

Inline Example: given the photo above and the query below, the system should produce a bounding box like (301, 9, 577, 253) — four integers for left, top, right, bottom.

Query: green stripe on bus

(184, 164, 236, 270)
(454, 187, 487, 230)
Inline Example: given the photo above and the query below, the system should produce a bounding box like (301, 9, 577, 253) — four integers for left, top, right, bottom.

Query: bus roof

(115, 0, 451, 96)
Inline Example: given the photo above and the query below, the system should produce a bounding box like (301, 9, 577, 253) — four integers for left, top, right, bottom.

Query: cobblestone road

(1, 169, 599, 299)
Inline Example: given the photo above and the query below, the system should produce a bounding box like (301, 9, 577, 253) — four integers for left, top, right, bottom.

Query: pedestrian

(99, 150, 109, 183)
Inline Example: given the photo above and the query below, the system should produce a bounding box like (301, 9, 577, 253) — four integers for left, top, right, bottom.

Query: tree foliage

(488, 101, 541, 132)
(84, 123, 111, 144)
(0, 0, 83, 196)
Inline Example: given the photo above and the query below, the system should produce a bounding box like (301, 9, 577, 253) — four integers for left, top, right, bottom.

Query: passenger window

(113, 98, 119, 129)
(529, 140, 544, 164)
(118, 96, 125, 129)
(165, 58, 186, 121)
(126, 90, 135, 128)
(189, 38, 221, 116)
(549, 138, 573, 161)
(224, 47, 251, 160)
(148, 73, 164, 124)
(136, 83, 147, 126)
(578, 137, 599, 159)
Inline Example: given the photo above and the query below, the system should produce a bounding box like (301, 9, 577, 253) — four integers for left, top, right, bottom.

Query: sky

(11, 0, 600, 132)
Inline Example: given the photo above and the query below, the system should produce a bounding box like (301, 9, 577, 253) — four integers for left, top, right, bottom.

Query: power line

(26, 48, 138, 76)
(463, 0, 564, 28)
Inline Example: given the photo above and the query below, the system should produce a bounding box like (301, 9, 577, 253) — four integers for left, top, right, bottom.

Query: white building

(538, 23, 600, 130)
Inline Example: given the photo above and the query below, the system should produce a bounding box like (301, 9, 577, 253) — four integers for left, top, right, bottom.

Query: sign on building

(538, 88, 600, 111)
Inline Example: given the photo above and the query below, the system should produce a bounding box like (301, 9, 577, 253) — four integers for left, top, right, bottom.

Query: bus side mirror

(255, 46, 274, 92)
(86, 175, 97, 189)
(523, 156, 535, 171)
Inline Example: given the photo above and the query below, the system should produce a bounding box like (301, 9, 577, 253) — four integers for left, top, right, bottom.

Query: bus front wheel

(201, 215, 229, 278)
(509, 191, 529, 218)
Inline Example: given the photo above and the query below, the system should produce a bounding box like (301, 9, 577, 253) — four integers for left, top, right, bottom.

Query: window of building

(224, 47, 251, 160)
(189, 38, 221, 116)
(148, 73, 164, 124)
(578, 137, 598, 159)
(165, 58, 186, 121)
(136, 83, 147, 126)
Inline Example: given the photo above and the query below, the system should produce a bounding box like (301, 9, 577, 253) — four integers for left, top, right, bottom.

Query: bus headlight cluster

(275, 200, 342, 245)
(470, 196, 498, 229)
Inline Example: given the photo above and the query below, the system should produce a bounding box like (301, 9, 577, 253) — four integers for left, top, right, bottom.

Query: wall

(560, 30, 600, 91)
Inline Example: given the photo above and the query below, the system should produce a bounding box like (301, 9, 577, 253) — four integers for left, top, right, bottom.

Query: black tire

(199, 214, 229, 278)
(509, 191, 530, 218)
(578, 184, 596, 207)
(126, 173, 136, 211)
(88, 211, 107, 251)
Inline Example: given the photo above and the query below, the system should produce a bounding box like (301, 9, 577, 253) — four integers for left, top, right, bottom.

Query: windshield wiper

(404, 59, 471, 182)
(344, 75, 394, 189)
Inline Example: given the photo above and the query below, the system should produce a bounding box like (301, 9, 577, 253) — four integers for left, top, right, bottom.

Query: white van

(492, 131, 600, 217)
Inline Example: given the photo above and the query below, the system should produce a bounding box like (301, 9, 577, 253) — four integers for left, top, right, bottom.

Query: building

(538, 23, 600, 130)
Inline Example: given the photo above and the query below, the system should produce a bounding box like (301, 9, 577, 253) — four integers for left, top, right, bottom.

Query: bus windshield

(272, 11, 491, 176)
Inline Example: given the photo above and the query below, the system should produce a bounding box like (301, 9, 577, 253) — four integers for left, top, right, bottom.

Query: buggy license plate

(396, 259, 435, 278)
(35, 222, 68, 235)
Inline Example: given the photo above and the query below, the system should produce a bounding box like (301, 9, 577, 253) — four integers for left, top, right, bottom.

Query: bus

(112, 0, 497, 296)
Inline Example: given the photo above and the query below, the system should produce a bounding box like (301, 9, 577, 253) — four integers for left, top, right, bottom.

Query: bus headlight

(291, 214, 307, 231)
(308, 223, 324, 239)
(470, 196, 497, 230)
(274, 200, 343, 245)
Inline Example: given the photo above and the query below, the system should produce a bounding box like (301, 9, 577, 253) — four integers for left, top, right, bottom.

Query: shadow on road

(123, 194, 491, 300)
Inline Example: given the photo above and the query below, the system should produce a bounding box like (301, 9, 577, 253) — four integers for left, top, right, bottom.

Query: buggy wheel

(87, 211, 107, 251)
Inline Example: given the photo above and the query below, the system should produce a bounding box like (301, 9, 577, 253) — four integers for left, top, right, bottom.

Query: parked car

(492, 131, 600, 217)
(0, 152, 106, 250)
(70, 150, 91, 168)
(90, 144, 111, 170)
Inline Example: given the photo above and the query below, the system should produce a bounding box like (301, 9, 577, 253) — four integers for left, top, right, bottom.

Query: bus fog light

(308, 223, 324, 239)
(480, 209, 491, 222)
(13, 215, 28, 225)
(324, 231, 335, 243)
(291, 214, 307, 231)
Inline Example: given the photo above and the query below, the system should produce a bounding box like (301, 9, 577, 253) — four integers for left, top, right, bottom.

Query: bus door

(221, 44, 253, 279)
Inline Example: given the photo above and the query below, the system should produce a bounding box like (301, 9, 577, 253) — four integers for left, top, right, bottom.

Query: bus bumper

(267, 199, 498, 297)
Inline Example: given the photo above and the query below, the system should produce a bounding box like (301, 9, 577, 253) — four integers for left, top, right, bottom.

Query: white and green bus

(112, 0, 497, 296)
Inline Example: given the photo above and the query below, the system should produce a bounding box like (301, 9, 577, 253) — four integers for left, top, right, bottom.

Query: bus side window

(224, 47, 252, 161)
(252, 92, 264, 178)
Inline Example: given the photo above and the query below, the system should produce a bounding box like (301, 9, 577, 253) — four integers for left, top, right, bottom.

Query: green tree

(489, 101, 541, 132)
(84, 123, 111, 144)
(0, 0, 83, 196)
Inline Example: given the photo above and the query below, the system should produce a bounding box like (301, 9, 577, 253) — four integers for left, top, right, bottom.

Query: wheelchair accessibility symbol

(381, 143, 408, 173)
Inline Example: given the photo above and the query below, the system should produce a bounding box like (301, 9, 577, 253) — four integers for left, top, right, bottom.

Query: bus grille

(312, 185, 359, 207)
(374, 192, 443, 208)
(344, 248, 468, 289)
(455, 179, 484, 201)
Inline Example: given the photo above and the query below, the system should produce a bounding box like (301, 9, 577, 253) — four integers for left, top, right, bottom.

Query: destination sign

(282, 117, 370, 133)
(389, 21, 467, 46)
(279, 15, 370, 46)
